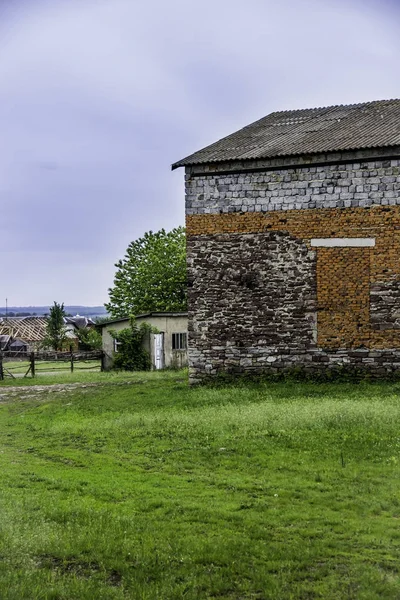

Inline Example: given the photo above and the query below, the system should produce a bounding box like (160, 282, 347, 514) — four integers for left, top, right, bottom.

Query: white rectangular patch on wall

(310, 238, 376, 247)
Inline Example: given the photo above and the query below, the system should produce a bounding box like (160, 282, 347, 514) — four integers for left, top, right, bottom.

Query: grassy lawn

(0, 371, 400, 599)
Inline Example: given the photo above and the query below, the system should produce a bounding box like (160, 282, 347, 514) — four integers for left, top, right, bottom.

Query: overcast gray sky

(1, 0, 400, 306)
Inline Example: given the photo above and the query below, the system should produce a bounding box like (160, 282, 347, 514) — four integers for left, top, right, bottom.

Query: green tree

(94, 315, 111, 325)
(110, 321, 155, 371)
(76, 328, 102, 351)
(105, 227, 187, 319)
(43, 302, 69, 351)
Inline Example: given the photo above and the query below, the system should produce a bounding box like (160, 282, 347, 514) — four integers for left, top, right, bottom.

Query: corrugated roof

(172, 99, 400, 169)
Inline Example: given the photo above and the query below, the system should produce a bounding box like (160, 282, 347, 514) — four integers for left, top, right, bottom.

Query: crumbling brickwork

(370, 281, 400, 331)
(184, 156, 400, 382)
(188, 231, 316, 377)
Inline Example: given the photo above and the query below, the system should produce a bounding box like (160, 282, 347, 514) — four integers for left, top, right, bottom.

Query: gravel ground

(0, 383, 100, 403)
(0, 379, 144, 404)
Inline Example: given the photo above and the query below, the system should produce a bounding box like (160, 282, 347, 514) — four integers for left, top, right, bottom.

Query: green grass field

(0, 370, 400, 599)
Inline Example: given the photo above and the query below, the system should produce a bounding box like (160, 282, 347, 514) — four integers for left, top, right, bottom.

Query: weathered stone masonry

(186, 155, 400, 215)
(185, 155, 400, 382)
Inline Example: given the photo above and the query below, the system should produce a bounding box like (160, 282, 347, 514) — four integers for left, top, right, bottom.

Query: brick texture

(186, 207, 400, 349)
(186, 159, 400, 214)
(187, 231, 317, 378)
(184, 159, 400, 381)
(316, 247, 370, 349)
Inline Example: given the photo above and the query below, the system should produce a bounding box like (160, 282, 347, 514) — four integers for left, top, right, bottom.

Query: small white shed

(98, 312, 188, 371)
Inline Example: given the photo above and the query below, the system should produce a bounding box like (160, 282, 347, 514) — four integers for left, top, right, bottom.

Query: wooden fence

(0, 350, 104, 380)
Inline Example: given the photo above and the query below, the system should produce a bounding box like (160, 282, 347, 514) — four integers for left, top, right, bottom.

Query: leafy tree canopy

(105, 227, 186, 319)
(76, 328, 102, 351)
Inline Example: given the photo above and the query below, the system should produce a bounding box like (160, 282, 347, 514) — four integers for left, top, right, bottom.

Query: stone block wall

(184, 153, 400, 382)
(185, 156, 400, 214)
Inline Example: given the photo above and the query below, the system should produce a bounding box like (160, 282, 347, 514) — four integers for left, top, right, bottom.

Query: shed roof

(172, 99, 400, 169)
(97, 312, 188, 329)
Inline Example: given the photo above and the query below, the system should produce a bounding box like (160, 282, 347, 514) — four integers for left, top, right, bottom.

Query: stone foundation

(188, 347, 400, 384)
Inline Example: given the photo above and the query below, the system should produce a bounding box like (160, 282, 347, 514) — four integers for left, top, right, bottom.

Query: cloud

(1, 0, 400, 304)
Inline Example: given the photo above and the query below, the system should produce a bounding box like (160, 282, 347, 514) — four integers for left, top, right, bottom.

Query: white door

(153, 333, 164, 370)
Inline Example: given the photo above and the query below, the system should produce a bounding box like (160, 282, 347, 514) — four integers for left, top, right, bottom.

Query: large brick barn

(173, 100, 400, 382)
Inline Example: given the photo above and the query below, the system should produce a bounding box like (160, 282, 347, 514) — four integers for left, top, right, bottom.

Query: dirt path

(0, 380, 144, 404)
(0, 383, 100, 403)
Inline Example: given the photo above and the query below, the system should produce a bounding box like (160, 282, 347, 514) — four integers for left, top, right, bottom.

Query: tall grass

(0, 371, 399, 598)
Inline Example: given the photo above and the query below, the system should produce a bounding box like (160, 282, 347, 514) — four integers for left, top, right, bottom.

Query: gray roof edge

(172, 98, 400, 169)
(97, 312, 188, 328)
(172, 141, 400, 170)
(184, 144, 400, 175)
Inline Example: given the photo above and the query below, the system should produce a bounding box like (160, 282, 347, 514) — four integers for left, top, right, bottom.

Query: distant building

(0, 334, 11, 351)
(0, 317, 50, 352)
(65, 316, 96, 330)
(0, 316, 78, 352)
(98, 312, 188, 370)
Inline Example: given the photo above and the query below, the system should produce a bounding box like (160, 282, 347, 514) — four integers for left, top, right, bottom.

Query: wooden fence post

(70, 350, 74, 373)
(0, 352, 3, 381)
(100, 351, 105, 372)
(30, 352, 35, 378)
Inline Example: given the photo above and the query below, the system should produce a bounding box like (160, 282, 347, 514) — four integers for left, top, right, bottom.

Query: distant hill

(0, 306, 108, 319)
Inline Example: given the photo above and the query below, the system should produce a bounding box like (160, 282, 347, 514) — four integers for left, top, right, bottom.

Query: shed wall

(101, 316, 188, 370)
(135, 315, 188, 369)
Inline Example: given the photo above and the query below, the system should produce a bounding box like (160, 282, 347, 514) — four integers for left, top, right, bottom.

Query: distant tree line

(0, 312, 38, 317)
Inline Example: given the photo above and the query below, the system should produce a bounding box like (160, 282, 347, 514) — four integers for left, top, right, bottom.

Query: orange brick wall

(317, 247, 371, 349)
(187, 206, 400, 349)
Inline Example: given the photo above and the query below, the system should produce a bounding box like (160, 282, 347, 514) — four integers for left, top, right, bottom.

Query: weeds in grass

(0, 371, 399, 598)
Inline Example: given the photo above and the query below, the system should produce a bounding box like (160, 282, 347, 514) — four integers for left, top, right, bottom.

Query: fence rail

(0, 350, 104, 380)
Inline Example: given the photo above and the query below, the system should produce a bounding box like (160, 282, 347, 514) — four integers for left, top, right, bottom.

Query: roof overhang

(172, 99, 400, 171)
